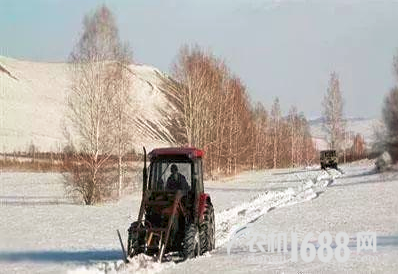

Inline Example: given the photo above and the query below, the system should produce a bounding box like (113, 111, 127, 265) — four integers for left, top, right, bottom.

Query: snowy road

(163, 162, 398, 274)
(0, 161, 397, 273)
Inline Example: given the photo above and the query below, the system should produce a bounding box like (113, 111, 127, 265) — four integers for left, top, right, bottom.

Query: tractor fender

(198, 193, 212, 223)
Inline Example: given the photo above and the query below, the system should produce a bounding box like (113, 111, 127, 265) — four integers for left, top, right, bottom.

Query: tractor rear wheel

(183, 223, 201, 260)
(200, 204, 215, 254)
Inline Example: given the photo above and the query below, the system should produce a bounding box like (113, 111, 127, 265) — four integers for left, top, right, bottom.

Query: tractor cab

(126, 147, 214, 263)
(147, 147, 204, 194)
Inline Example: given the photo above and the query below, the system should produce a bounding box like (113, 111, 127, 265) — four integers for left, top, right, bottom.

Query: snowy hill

(309, 117, 383, 150)
(0, 56, 182, 153)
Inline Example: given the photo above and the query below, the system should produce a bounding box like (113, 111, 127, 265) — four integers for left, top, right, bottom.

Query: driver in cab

(166, 164, 189, 191)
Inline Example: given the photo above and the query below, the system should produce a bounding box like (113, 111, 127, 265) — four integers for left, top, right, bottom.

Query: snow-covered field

(0, 161, 397, 273)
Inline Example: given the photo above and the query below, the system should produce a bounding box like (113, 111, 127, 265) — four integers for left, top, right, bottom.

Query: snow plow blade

(117, 229, 129, 264)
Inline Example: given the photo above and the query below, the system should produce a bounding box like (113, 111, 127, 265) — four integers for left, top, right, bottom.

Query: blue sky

(1, 0, 398, 118)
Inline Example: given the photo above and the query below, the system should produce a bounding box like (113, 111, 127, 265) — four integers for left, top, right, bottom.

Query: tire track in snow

(214, 168, 342, 249)
(215, 189, 296, 248)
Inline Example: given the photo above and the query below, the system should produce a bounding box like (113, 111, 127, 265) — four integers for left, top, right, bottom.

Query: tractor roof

(149, 147, 204, 159)
(320, 150, 336, 153)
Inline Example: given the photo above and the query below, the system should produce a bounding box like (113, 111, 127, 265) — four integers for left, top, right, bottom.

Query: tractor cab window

(149, 160, 192, 191)
(321, 150, 336, 158)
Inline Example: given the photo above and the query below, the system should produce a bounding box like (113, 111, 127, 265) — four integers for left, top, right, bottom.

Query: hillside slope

(0, 56, 183, 153)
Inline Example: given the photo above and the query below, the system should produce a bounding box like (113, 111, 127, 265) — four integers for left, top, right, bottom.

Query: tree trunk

(118, 155, 122, 198)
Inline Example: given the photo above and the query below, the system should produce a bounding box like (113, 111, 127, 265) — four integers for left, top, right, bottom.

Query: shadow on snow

(0, 249, 122, 263)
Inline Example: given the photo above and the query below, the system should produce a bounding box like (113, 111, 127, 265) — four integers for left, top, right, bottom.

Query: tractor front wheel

(127, 222, 145, 257)
(183, 223, 201, 260)
(200, 204, 215, 254)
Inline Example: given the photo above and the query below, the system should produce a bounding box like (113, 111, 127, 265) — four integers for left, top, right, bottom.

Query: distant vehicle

(320, 150, 338, 169)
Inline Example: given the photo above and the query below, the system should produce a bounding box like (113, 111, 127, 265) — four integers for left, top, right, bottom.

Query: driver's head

(171, 164, 178, 175)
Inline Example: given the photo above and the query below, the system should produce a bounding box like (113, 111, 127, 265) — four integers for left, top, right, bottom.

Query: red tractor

(123, 147, 215, 262)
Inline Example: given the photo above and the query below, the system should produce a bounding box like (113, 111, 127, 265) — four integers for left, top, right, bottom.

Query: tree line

(169, 45, 317, 176)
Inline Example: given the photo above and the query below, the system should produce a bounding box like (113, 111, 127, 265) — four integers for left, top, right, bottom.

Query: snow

(70, 255, 169, 274)
(0, 172, 140, 273)
(163, 163, 398, 274)
(0, 56, 177, 154)
(0, 161, 397, 273)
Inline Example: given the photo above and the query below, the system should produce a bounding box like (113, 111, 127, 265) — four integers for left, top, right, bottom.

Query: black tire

(183, 223, 201, 260)
(200, 204, 215, 254)
(127, 222, 145, 257)
(127, 234, 136, 257)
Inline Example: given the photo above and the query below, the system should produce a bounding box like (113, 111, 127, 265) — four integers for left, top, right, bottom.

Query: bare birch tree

(382, 87, 398, 162)
(66, 5, 132, 204)
(270, 98, 282, 169)
(322, 72, 345, 151)
(252, 102, 269, 169)
(172, 44, 254, 175)
(288, 106, 298, 167)
(114, 53, 133, 198)
(351, 134, 366, 160)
